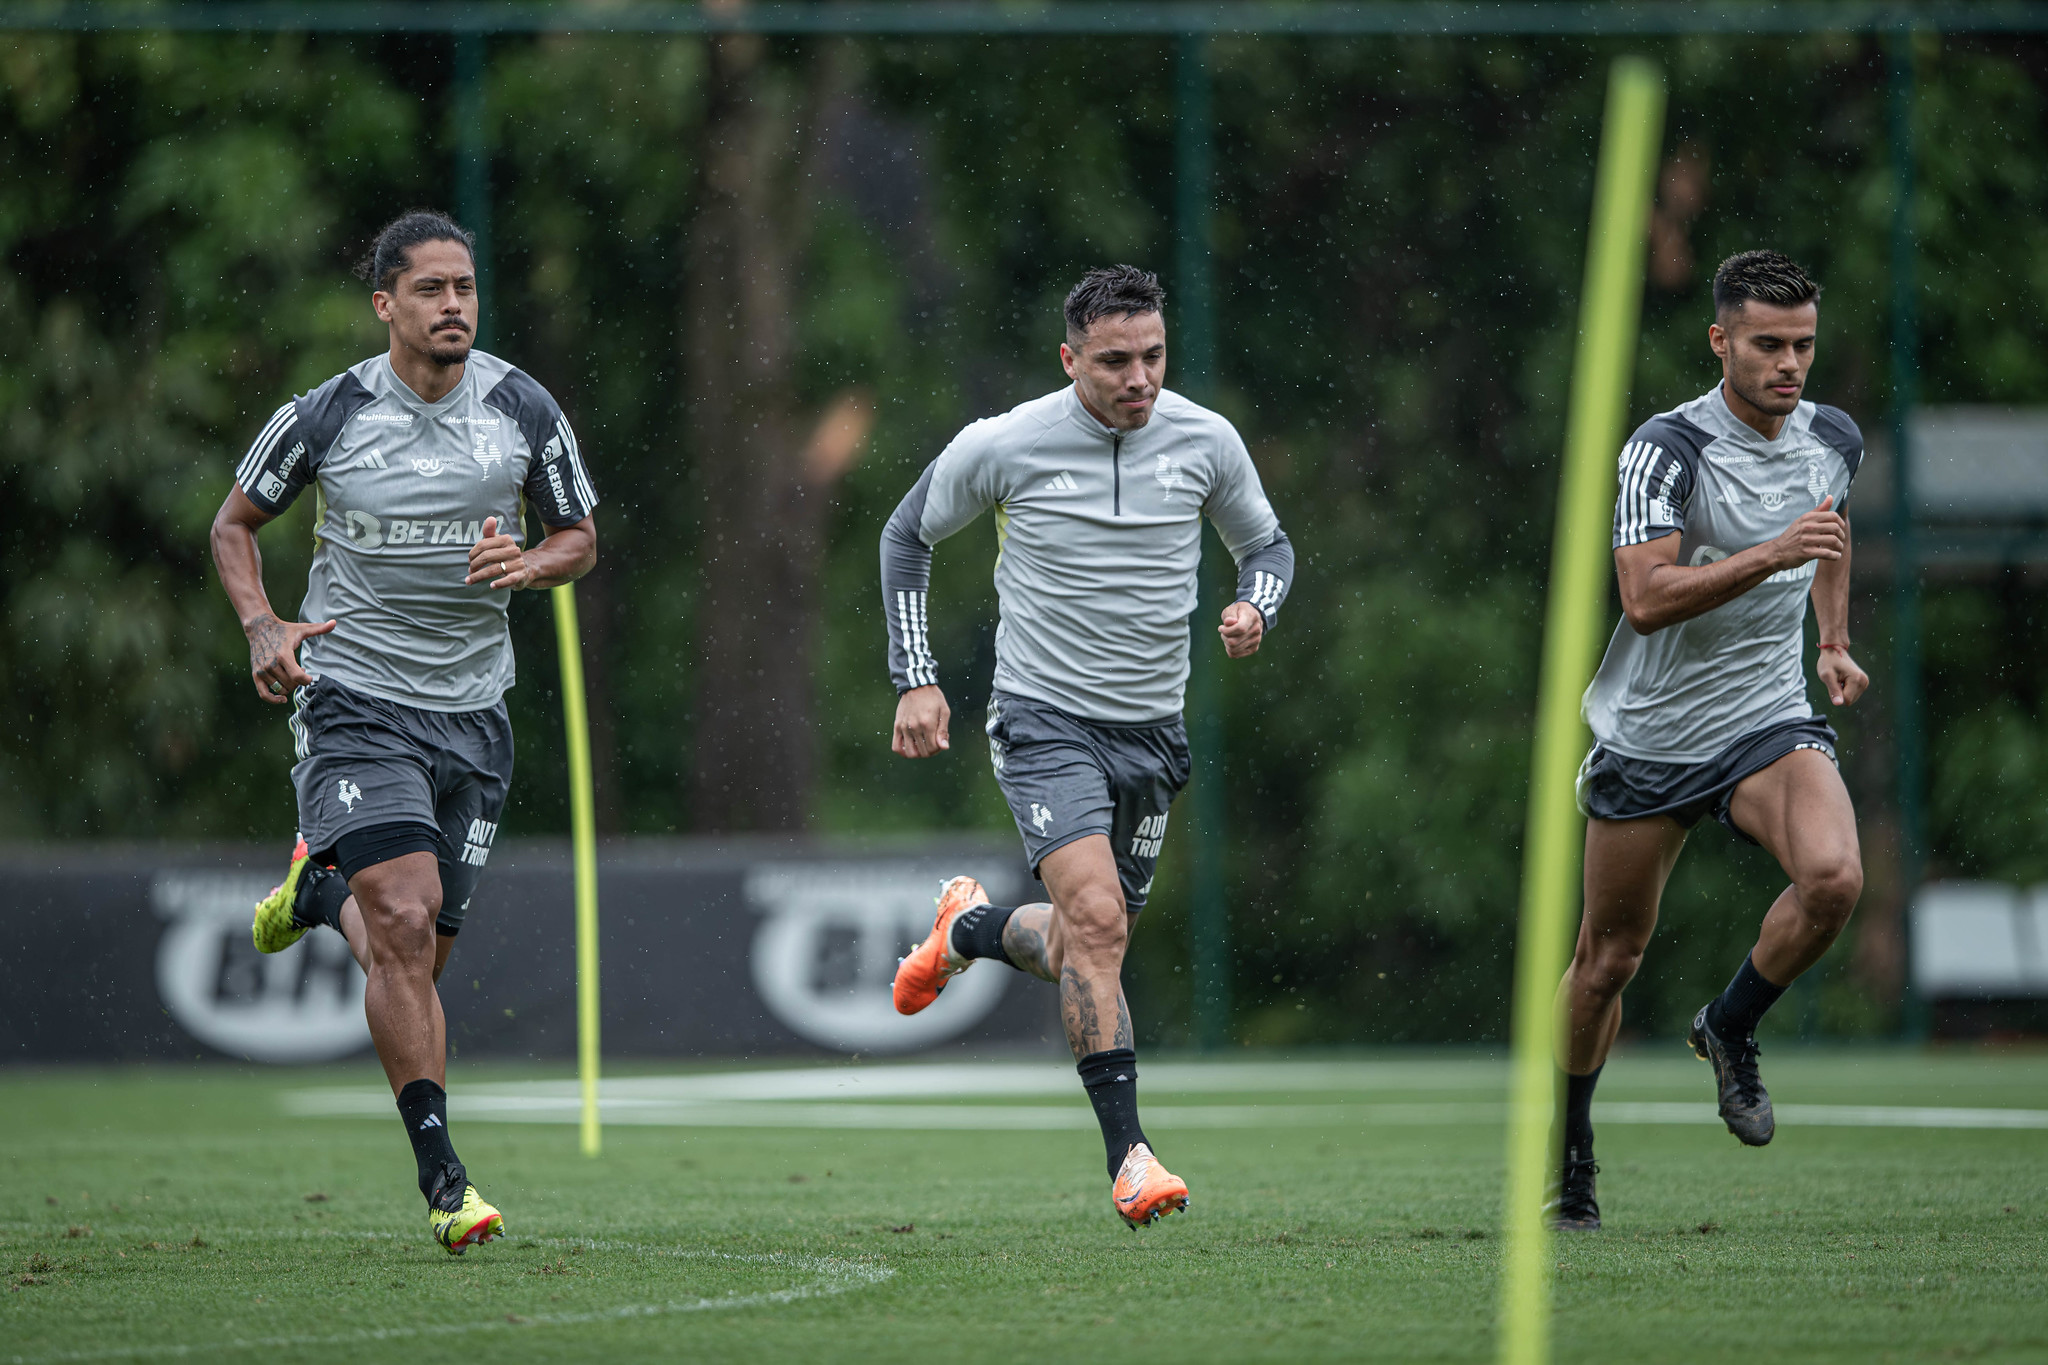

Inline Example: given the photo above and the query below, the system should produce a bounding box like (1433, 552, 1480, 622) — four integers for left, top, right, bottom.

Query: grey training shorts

(289, 677, 513, 934)
(1576, 715, 1839, 847)
(985, 690, 1191, 913)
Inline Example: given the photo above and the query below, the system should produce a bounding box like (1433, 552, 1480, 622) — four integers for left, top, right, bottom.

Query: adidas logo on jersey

(1044, 471, 1079, 491)
(360, 449, 389, 469)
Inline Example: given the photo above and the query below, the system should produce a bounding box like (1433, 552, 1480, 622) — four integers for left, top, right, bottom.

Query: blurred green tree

(2, 30, 2045, 1043)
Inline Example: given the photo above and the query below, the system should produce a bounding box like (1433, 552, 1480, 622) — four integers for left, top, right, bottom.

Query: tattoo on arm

(247, 613, 285, 668)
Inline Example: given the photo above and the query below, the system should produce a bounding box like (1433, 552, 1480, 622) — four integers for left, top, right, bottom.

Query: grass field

(4, 1047, 2046, 1364)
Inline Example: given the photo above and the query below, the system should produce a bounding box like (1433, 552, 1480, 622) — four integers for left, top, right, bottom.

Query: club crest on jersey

(1807, 458, 1829, 504)
(458, 415, 506, 471)
(1155, 455, 1184, 500)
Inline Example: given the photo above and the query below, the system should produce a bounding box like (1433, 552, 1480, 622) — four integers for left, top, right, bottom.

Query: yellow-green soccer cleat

(429, 1182, 504, 1255)
(251, 836, 318, 954)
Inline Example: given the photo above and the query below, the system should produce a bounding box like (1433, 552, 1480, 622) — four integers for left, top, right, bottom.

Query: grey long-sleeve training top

(880, 384, 1295, 725)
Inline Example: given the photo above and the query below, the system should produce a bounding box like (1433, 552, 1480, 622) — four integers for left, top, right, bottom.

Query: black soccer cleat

(1546, 1147, 1601, 1231)
(1687, 1005, 1774, 1146)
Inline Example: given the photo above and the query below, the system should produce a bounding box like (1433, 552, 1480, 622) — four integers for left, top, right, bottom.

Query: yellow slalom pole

(552, 582, 602, 1158)
(1497, 57, 1664, 1365)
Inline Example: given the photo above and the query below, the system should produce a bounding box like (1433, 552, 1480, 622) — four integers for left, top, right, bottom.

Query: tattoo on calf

(1003, 914, 1055, 981)
(1112, 991, 1134, 1050)
(1060, 964, 1104, 1056)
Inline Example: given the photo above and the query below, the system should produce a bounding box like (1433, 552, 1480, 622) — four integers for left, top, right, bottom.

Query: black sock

(395, 1078, 464, 1206)
(1707, 954, 1787, 1039)
(948, 903, 1016, 966)
(1562, 1065, 1601, 1164)
(293, 863, 350, 933)
(1077, 1048, 1149, 1179)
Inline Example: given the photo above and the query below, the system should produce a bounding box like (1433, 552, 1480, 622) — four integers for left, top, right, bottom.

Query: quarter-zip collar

(1062, 384, 1129, 444)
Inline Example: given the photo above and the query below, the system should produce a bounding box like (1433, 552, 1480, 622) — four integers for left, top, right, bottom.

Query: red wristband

(1818, 642, 1851, 653)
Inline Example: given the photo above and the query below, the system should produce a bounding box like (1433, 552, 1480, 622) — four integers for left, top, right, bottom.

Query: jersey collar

(378, 352, 475, 415)
(1702, 382, 1813, 456)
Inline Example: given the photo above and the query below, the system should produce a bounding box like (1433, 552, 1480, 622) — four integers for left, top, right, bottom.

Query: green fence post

(1887, 28, 1928, 1041)
(1176, 31, 1230, 1051)
(453, 31, 492, 343)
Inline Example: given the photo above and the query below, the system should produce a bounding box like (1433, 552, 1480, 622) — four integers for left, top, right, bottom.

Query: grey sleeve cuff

(1234, 528, 1294, 628)
(880, 464, 940, 692)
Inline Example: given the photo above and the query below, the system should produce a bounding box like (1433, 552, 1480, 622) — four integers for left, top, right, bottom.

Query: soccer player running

(1550, 251, 1868, 1230)
(881, 266, 1294, 1228)
(209, 212, 598, 1253)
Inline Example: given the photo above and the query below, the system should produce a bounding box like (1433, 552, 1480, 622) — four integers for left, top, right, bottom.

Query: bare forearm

(209, 513, 278, 628)
(1623, 543, 1785, 633)
(523, 524, 597, 590)
(1811, 532, 1852, 643)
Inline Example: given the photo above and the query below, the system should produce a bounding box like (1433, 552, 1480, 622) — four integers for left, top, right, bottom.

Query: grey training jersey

(1582, 383, 1863, 764)
(235, 351, 598, 712)
(880, 385, 1294, 724)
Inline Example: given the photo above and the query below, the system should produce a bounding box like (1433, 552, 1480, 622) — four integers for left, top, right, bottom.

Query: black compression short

(329, 821, 443, 883)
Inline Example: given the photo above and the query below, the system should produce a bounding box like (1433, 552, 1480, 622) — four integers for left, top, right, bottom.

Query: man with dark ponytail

(210, 211, 599, 1254)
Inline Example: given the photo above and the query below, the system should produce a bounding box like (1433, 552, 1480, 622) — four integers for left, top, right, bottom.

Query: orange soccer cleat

(891, 874, 989, 1015)
(1112, 1143, 1189, 1229)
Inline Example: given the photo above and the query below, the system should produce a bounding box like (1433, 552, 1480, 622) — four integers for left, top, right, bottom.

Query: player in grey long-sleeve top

(881, 266, 1294, 1228)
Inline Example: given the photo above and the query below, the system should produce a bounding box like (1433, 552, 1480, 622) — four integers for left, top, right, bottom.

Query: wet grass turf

(2, 1049, 2046, 1363)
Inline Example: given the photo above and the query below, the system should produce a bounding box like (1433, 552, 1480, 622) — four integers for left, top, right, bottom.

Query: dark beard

(424, 330, 473, 366)
(1730, 373, 1796, 415)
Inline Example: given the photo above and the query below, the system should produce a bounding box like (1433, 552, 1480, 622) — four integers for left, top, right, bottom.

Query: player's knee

(1801, 858, 1863, 928)
(360, 889, 440, 959)
(1060, 886, 1128, 960)
(1577, 938, 1645, 996)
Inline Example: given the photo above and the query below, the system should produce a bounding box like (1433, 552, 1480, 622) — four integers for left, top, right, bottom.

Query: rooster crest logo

(1031, 803, 1054, 834)
(337, 778, 363, 812)
(1155, 455, 1184, 501)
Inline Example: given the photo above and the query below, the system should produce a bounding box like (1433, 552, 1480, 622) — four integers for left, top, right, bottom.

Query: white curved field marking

(5, 1241, 892, 1365)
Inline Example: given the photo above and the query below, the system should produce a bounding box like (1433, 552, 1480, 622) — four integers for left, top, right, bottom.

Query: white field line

(279, 1066, 2048, 1132)
(5, 1243, 893, 1365)
(423, 1059, 1510, 1102)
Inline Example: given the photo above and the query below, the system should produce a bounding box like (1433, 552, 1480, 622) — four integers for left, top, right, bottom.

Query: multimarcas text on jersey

(880, 386, 1294, 724)
(235, 351, 599, 712)
(1583, 383, 1862, 764)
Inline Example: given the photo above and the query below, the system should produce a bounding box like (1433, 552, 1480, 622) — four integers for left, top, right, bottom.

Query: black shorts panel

(290, 678, 513, 934)
(985, 691, 1191, 912)
(1576, 715, 1839, 846)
